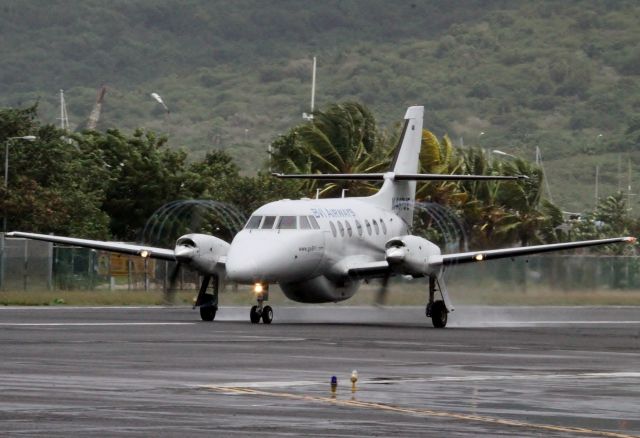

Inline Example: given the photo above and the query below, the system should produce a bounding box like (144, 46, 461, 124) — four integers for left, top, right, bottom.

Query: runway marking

(204, 386, 639, 438)
(467, 321, 640, 325)
(0, 322, 197, 326)
(208, 371, 640, 389)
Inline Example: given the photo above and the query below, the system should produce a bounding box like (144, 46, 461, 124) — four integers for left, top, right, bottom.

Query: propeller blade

(375, 273, 390, 306)
(164, 262, 181, 304)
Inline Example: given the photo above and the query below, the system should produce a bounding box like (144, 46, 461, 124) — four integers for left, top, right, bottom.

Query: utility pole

(595, 165, 600, 207)
(58, 89, 70, 131)
(302, 56, 317, 121)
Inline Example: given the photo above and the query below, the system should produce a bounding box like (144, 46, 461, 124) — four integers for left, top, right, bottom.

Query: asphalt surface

(1, 305, 639, 437)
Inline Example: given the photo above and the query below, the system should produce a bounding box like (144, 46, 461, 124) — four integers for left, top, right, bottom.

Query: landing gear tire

(430, 300, 448, 329)
(250, 305, 261, 324)
(200, 305, 217, 322)
(262, 305, 273, 324)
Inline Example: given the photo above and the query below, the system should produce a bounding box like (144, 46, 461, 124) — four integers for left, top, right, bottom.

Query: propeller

(164, 244, 196, 304)
(375, 243, 406, 305)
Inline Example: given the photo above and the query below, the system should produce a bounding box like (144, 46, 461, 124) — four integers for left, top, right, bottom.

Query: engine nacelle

(174, 233, 230, 275)
(385, 235, 443, 277)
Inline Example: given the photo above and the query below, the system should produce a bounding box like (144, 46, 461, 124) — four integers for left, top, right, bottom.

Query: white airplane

(8, 106, 635, 328)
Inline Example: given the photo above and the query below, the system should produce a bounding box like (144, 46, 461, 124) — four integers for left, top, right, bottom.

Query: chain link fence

(0, 235, 199, 291)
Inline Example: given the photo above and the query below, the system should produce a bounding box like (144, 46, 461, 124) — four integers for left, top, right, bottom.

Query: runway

(1, 305, 639, 437)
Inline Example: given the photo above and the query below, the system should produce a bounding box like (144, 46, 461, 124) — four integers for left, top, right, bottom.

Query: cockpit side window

(345, 221, 353, 237)
(355, 220, 363, 237)
(276, 216, 297, 229)
(330, 221, 337, 237)
(337, 221, 345, 237)
(373, 219, 380, 235)
(380, 218, 387, 234)
(245, 215, 263, 229)
(299, 216, 311, 229)
(308, 216, 320, 229)
(261, 216, 277, 229)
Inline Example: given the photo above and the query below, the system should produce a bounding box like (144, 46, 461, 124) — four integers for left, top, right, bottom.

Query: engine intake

(385, 235, 443, 277)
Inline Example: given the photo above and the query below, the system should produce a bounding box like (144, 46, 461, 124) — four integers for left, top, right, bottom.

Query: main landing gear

(250, 283, 273, 324)
(194, 275, 219, 321)
(425, 276, 452, 328)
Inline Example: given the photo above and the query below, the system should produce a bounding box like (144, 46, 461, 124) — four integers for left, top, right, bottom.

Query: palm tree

(270, 102, 391, 197)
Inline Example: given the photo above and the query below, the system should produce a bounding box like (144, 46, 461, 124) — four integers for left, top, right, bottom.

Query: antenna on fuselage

(315, 188, 320, 199)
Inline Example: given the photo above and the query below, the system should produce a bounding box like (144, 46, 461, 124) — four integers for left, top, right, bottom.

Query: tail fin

(369, 106, 424, 227)
(272, 104, 525, 229)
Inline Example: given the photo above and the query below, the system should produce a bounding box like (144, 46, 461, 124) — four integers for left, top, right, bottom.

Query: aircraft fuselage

(225, 196, 407, 302)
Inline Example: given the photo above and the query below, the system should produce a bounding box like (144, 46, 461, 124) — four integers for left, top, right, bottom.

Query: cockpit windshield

(261, 216, 277, 229)
(245, 216, 262, 229)
(276, 216, 297, 229)
(246, 215, 321, 231)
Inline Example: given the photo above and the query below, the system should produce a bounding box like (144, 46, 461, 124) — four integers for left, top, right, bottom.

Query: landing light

(140, 250, 150, 258)
(253, 283, 264, 294)
(474, 254, 484, 261)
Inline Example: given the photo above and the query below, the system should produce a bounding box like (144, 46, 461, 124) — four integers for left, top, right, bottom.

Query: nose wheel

(250, 284, 273, 324)
(250, 304, 273, 324)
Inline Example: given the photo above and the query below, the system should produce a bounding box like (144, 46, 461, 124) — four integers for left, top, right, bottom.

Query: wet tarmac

(0, 305, 639, 437)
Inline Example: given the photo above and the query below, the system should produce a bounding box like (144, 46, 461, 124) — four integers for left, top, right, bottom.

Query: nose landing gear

(250, 283, 273, 324)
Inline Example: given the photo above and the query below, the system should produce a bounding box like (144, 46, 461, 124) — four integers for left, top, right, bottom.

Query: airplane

(8, 106, 635, 328)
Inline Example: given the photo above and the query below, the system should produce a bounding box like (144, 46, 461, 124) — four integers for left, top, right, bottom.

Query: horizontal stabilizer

(272, 172, 527, 181)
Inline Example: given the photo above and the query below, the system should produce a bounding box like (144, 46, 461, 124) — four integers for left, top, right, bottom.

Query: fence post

(23, 239, 28, 291)
(0, 233, 4, 291)
(47, 242, 53, 290)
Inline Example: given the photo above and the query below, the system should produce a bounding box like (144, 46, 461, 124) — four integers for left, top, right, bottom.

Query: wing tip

(624, 236, 637, 243)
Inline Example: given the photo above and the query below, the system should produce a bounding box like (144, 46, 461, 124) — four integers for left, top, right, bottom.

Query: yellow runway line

(204, 385, 638, 438)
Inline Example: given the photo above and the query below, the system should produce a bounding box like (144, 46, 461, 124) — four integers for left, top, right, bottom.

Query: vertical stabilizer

(368, 105, 424, 227)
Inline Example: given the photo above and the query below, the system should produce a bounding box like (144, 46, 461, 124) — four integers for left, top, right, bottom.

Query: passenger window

(337, 221, 345, 237)
(365, 220, 372, 236)
(330, 221, 337, 237)
(262, 216, 276, 229)
(355, 220, 363, 237)
(299, 216, 311, 229)
(245, 216, 262, 229)
(345, 221, 353, 237)
(373, 219, 380, 235)
(276, 216, 297, 229)
(380, 218, 387, 234)
(308, 216, 320, 229)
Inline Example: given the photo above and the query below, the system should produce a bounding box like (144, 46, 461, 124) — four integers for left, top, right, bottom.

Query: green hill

(1, 0, 639, 212)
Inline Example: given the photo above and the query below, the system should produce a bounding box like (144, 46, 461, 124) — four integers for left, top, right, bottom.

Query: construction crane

(86, 85, 107, 131)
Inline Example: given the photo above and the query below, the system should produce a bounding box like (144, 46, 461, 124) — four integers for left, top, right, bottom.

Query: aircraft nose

(226, 251, 259, 283)
(226, 231, 323, 284)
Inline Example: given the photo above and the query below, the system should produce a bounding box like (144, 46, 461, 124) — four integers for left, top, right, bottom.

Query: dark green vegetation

(2, 101, 637, 254)
(1, 1, 639, 213)
(0, 105, 300, 242)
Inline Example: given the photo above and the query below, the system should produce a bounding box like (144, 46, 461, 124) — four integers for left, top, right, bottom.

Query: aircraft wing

(347, 261, 390, 279)
(347, 237, 635, 278)
(441, 237, 635, 265)
(5, 232, 176, 261)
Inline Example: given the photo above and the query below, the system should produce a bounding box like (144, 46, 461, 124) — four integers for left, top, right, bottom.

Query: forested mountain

(1, 0, 639, 212)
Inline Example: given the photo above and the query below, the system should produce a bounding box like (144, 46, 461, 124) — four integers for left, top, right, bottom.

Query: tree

(77, 129, 191, 240)
(270, 102, 391, 197)
(1, 108, 110, 238)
